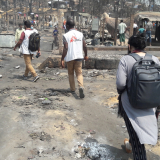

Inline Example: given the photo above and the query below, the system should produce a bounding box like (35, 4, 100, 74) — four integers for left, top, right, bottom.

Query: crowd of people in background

(12, 15, 160, 160)
(118, 19, 155, 46)
(13, 19, 88, 99)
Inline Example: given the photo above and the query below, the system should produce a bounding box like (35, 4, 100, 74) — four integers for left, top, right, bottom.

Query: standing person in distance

(15, 23, 25, 57)
(53, 27, 58, 46)
(118, 20, 127, 46)
(133, 21, 138, 36)
(145, 19, 153, 46)
(138, 25, 145, 34)
(14, 20, 40, 82)
(61, 20, 88, 98)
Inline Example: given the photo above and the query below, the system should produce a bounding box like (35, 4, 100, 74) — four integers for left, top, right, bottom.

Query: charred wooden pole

(102, 15, 105, 45)
(13, 0, 16, 28)
(114, 4, 118, 46)
(129, 14, 134, 37)
(79, 0, 81, 12)
(58, 10, 63, 55)
(114, 17, 118, 46)
(153, 0, 155, 11)
(82, 0, 84, 12)
(7, 13, 9, 32)
(58, 0, 60, 10)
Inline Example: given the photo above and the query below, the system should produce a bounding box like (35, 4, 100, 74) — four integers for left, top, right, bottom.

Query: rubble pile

(74, 138, 121, 160)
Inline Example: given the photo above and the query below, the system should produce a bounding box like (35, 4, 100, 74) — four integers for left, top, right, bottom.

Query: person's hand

(15, 41, 17, 44)
(37, 51, 41, 57)
(14, 47, 16, 51)
(84, 56, 89, 61)
(61, 60, 65, 68)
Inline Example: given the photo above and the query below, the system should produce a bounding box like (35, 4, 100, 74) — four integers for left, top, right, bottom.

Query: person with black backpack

(14, 20, 40, 82)
(116, 34, 160, 159)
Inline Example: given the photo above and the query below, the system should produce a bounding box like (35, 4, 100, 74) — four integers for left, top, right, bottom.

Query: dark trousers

(123, 110, 147, 160)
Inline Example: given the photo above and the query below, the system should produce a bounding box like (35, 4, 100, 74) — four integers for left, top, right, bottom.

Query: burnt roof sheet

(135, 12, 160, 21)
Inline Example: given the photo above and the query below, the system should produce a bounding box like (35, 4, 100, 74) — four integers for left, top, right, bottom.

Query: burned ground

(0, 49, 159, 160)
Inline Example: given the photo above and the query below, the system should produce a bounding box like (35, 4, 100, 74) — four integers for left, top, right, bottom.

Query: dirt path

(0, 49, 159, 160)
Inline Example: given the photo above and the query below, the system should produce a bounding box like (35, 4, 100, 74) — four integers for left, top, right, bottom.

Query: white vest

(20, 29, 38, 55)
(64, 29, 84, 62)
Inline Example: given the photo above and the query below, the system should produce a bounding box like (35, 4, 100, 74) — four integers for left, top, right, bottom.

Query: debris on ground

(74, 138, 116, 160)
(42, 99, 52, 105)
(15, 65, 20, 69)
(29, 132, 52, 142)
(70, 119, 78, 127)
(74, 145, 88, 159)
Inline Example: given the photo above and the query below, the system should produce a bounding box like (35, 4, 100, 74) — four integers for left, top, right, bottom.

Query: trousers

(146, 31, 152, 43)
(67, 60, 83, 91)
(23, 54, 37, 77)
(123, 110, 147, 160)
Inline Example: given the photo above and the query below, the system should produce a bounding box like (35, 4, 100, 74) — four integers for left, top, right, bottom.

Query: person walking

(133, 21, 138, 36)
(14, 20, 40, 82)
(49, 21, 53, 27)
(118, 20, 127, 46)
(138, 25, 145, 34)
(53, 27, 58, 46)
(61, 20, 88, 98)
(116, 34, 159, 159)
(145, 19, 153, 46)
(15, 23, 25, 57)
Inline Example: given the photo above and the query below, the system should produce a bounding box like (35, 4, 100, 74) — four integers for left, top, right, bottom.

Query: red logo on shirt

(70, 36, 77, 42)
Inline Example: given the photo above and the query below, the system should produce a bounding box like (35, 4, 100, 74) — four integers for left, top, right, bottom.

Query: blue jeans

(146, 31, 152, 43)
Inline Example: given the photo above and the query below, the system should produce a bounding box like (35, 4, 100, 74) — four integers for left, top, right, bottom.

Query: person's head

(24, 20, 31, 29)
(31, 23, 34, 30)
(140, 25, 143, 28)
(128, 34, 146, 53)
(55, 27, 57, 30)
(66, 20, 75, 30)
(147, 19, 150, 22)
(19, 23, 23, 29)
(120, 20, 123, 23)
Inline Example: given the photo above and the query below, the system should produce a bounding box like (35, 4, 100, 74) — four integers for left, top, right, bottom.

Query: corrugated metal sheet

(135, 12, 160, 21)
(138, 14, 160, 21)
(79, 13, 91, 17)
(92, 18, 99, 31)
(0, 34, 15, 48)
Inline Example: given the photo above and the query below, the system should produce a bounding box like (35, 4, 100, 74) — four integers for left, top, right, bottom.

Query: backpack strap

(144, 53, 152, 60)
(129, 53, 142, 61)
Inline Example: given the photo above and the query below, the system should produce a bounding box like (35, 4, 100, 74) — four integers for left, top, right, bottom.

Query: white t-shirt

(49, 21, 53, 25)
(20, 29, 38, 55)
(133, 23, 138, 28)
(63, 29, 84, 62)
(118, 23, 127, 34)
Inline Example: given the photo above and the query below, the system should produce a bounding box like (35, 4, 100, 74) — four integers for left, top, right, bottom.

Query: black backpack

(28, 32, 40, 52)
(128, 53, 160, 109)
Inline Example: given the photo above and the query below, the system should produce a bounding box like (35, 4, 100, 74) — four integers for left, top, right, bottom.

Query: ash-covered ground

(0, 48, 159, 160)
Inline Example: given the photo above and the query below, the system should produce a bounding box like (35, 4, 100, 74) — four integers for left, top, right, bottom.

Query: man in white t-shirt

(14, 20, 41, 82)
(133, 21, 138, 36)
(118, 20, 127, 46)
(49, 21, 53, 27)
(61, 20, 88, 98)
